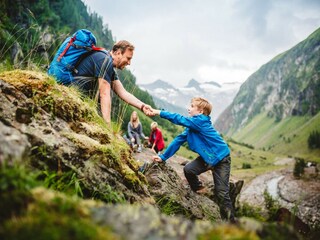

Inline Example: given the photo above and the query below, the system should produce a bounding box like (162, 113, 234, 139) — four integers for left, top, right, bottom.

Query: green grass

(232, 112, 320, 162)
(227, 140, 289, 182)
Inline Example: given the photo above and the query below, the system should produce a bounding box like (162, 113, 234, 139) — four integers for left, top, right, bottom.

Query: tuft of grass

(156, 195, 192, 218)
(41, 170, 84, 197)
(0, 161, 39, 222)
(236, 203, 266, 222)
(198, 224, 259, 240)
(92, 184, 125, 204)
(0, 189, 120, 240)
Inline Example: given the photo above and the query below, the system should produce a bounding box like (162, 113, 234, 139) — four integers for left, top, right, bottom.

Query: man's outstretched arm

(112, 80, 153, 115)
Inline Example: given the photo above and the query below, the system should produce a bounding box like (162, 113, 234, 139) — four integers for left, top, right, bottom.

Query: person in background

(127, 111, 148, 153)
(148, 122, 165, 154)
(151, 97, 235, 223)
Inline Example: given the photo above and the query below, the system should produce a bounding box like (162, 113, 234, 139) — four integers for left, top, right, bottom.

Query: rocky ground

(133, 145, 242, 186)
(134, 147, 320, 230)
(132, 146, 244, 209)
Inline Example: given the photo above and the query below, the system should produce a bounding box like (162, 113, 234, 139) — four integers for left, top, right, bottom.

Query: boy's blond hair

(191, 97, 212, 116)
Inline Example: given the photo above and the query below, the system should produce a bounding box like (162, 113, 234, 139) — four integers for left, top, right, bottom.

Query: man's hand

(142, 104, 155, 116)
(131, 138, 135, 143)
(152, 155, 163, 163)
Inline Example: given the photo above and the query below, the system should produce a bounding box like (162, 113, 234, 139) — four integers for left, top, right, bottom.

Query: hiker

(151, 97, 235, 222)
(126, 111, 148, 153)
(148, 122, 165, 154)
(49, 32, 152, 123)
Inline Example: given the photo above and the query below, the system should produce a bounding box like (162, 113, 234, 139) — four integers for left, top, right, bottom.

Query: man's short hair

(191, 97, 212, 116)
(112, 40, 135, 54)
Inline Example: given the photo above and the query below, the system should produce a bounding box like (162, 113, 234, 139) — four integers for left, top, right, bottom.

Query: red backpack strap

(91, 45, 105, 51)
(57, 36, 76, 62)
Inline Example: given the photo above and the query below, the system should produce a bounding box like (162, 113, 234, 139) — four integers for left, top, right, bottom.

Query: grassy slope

(232, 112, 320, 163)
(227, 140, 287, 182)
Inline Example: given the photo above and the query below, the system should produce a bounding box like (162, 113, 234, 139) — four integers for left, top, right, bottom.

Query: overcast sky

(82, 0, 320, 87)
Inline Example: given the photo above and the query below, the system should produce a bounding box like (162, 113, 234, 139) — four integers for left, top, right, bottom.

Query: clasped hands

(141, 105, 160, 117)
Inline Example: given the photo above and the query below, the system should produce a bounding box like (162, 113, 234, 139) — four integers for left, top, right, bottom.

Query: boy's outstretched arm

(152, 130, 188, 163)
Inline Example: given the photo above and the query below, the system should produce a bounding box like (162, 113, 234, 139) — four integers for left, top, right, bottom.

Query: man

(71, 40, 152, 123)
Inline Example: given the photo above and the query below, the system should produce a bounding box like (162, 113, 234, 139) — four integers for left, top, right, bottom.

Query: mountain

(215, 28, 320, 160)
(139, 78, 241, 121)
(185, 78, 203, 91)
(152, 95, 187, 115)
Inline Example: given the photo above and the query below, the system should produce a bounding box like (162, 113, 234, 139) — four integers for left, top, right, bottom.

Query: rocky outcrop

(0, 70, 307, 239)
(0, 70, 228, 220)
(0, 70, 150, 203)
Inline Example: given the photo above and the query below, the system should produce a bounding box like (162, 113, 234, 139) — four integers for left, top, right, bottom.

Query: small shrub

(293, 157, 306, 178)
(263, 190, 281, 220)
(308, 130, 320, 149)
(242, 163, 252, 169)
(236, 202, 265, 221)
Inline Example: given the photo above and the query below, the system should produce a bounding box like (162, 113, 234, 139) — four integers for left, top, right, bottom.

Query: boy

(152, 97, 235, 222)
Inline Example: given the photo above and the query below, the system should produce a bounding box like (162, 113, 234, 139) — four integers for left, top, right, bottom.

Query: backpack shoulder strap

(73, 49, 108, 74)
(57, 36, 76, 62)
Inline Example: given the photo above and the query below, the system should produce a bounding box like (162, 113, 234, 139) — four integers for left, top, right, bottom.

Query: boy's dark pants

(184, 155, 235, 221)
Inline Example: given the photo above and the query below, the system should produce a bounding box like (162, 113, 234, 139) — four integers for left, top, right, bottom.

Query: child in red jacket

(148, 122, 165, 153)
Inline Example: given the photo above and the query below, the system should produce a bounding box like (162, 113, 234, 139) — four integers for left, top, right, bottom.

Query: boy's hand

(152, 155, 163, 163)
(152, 109, 161, 115)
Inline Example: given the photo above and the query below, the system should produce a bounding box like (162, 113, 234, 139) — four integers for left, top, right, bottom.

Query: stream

(266, 175, 284, 198)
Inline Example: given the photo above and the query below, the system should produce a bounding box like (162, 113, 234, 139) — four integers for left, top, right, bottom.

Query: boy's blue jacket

(159, 111, 230, 166)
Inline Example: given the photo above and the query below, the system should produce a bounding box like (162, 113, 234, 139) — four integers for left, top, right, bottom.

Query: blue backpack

(48, 29, 106, 85)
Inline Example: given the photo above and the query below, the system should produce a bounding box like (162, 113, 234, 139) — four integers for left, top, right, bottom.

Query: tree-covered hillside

(0, 0, 179, 136)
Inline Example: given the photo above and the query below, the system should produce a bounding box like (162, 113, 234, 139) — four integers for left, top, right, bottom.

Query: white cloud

(82, 0, 320, 87)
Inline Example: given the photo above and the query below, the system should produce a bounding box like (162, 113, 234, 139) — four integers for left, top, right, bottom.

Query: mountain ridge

(139, 78, 241, 120)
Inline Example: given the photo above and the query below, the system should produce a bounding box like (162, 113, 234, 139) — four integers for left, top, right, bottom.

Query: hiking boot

(139, 162, 153, 174)
(229, 217, 239, 225)
(180, 160, 189, 166)
(196, 186, 208, 194)
(190, 181, 205, 193)
(137, 145, 142, 153)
